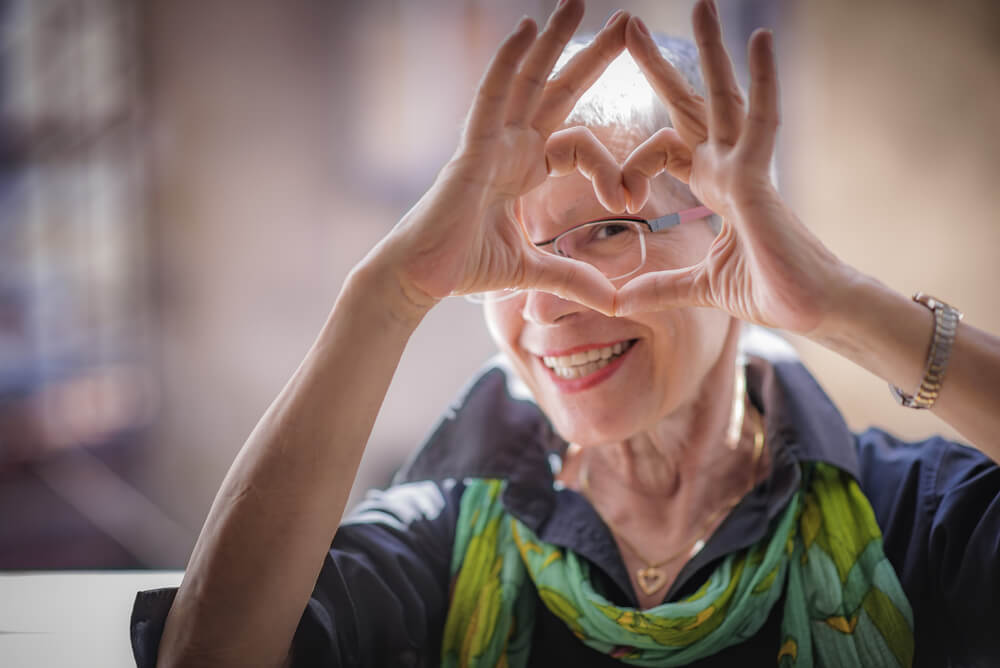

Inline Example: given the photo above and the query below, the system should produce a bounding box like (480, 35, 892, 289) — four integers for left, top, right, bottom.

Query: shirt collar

(394, 327, 859, 524)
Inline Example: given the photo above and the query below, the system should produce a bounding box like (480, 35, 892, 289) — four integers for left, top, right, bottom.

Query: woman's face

(484, 132, 732, 446)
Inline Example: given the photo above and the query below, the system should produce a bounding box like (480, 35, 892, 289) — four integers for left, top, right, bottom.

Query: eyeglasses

(465, 205, 714, 303)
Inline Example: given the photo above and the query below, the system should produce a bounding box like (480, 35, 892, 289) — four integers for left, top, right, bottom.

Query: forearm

(810, 270, 1000, 461)
(158, 253, 431, 668)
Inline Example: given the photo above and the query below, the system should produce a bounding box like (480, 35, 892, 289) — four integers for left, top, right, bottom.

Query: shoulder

(852, 426, 999, 553)
(853, 427, 1000, 666)
(334, 479, 468, 564)
(343, 479, 463, 531)
(854, 427, 997, 508)
(287, 480, 474, 667)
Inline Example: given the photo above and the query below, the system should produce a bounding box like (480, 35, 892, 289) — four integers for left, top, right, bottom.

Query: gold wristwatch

(889, 293, 963, 409)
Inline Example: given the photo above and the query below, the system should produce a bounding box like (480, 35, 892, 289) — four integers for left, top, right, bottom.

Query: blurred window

(0, 0, 154, 462)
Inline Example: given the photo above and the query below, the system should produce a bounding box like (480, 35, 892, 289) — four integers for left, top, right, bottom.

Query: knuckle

(547, 77, 575, 103)
(711, 85, 745, 106)
(495, 51, 523, 73)
(651, 128, 676, 143)
(517, 69, 547, 91)
(752, 70, 776, 85)
(748, 111, 780, 129)
(546, 147, 570, 170)
(475, 87, 506, 109)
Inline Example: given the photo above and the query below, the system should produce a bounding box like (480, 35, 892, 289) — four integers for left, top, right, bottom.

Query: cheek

(484, 299, 524, 357)
(634, 308, 729, 406)
(644, 223, 716, 269)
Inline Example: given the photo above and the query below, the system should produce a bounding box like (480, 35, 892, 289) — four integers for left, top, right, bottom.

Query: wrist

(341, 247, 438, 334)
(805, 270, 932, 394)
(805, 265, 876, 347)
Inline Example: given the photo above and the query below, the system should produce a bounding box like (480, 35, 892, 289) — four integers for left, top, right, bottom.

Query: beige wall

(780, 0, 1000, 442)
(138, 0, 1000, 563)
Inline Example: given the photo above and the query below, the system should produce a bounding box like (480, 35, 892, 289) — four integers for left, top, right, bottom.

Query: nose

(521, 289, 589, 325)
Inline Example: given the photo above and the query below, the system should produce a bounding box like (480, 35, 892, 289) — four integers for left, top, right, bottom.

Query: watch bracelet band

(889, 292, 964, 409)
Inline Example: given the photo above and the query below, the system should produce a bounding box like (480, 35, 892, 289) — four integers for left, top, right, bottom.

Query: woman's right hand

(372, 1, 629, 319)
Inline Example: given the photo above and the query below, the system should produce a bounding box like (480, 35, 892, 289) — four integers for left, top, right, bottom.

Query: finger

(624, 16, 708, 146)
(613, 263, 709, 316)
(692, 0, 745, 145)
(738, 29, 779, 166)
(505, 0, 585, 127)
(531, 10, 629, 135)
(545, 127, 627, 213)
(524, 251, 618, 316)
(463, 17, 538, 142)
(621, 127, 692, 212)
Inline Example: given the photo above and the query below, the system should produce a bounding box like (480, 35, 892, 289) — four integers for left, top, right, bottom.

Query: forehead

(520, 127, 694, 239)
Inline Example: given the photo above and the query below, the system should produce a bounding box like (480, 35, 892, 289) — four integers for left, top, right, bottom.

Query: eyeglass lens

(465, 219, 647, 303)
(553, 220, 645, 281)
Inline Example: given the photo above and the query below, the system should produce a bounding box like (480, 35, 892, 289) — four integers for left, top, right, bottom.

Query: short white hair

(552, 33, 777, 214)
(555, 34, 704, 138)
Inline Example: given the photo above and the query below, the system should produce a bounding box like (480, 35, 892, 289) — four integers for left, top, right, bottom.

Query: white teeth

(541, 341, 634, 379)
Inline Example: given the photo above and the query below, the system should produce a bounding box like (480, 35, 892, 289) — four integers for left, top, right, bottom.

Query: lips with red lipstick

(540, 339, 638, 379)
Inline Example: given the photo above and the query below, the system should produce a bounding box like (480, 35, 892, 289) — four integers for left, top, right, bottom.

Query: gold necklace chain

(577, 368, 766, 598)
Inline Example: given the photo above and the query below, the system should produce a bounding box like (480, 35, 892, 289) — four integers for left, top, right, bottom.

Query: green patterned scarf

(440, 463, 913, 667)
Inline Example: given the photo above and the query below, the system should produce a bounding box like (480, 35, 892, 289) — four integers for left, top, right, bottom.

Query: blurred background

(0, 0, 997, 570)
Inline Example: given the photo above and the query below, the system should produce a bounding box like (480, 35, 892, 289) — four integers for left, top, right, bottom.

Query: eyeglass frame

(534, 204, 714, 249)
(464, 204, 716, 303)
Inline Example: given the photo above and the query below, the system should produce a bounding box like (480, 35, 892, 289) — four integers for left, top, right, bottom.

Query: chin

(542, 402, 647, 448)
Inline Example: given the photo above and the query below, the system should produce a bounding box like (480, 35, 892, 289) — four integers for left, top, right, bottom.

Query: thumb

(525, 251, 618, 316)
(614, 263, 708, 316)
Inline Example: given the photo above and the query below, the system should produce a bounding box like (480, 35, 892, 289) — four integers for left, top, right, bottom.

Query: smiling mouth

(541, 339, 637, 379)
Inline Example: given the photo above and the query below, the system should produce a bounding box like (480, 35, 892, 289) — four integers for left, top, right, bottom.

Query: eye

(593, 222, 631, 240)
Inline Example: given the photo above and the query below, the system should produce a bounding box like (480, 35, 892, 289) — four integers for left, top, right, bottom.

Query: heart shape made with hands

(535, 119, 706, 319)
(452, 3, 807, 332)
(543, 123, 694, 220)
(516, 8, 800, 330)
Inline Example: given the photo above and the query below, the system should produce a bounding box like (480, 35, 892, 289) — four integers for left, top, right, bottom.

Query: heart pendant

(636, 566, 668, 596)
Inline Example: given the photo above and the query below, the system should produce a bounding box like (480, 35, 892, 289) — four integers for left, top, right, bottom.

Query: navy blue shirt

(131, 350, 1000, 667)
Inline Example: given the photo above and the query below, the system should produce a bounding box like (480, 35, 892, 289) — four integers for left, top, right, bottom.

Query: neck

(569, 322, 763, 528)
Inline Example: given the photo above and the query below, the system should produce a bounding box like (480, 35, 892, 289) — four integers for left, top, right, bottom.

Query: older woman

(132, 1, 1000, 666)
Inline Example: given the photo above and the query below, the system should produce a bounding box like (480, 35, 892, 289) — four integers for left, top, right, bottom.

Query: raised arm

(615, 0, 1000, 459)
(155, 4, 630, 666)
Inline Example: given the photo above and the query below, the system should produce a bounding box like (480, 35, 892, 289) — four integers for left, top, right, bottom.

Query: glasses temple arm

(647, 205, 715, 232)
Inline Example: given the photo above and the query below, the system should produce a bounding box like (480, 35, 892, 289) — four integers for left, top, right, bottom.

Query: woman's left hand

(614, 0, 855, 335)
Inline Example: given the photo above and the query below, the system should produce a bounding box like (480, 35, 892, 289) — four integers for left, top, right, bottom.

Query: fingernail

(634, 16, 651, 38)
(604, 9, 624, 28)
(706, 0, 719, 20)
(557, 0, 569, 10)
